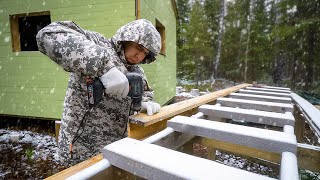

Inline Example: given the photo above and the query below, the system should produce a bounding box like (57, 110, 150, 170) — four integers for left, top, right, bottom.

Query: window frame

(156, 19, 166, 56)
(9, 11, 50, 52)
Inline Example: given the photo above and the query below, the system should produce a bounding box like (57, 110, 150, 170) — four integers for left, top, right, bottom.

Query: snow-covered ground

(0, 129, 65, 179)
(0, 129, 59, 162)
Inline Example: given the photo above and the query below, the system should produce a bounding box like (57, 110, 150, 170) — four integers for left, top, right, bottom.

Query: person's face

(124, 42, 149, 64)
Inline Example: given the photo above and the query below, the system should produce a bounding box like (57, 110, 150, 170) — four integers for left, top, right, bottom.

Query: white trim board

(239, 89, 292, 98)
(229, 93, 292, 103)
(168, 116, 297, 154)
(103, 138, 275, 180)
(262, 86, 291, 91)
(246, 87, 291, 94)
(199, 104, 295, 127)
(217, 97, 293, 113)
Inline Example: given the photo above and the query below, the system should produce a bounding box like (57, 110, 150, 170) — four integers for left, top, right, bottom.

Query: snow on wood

(283, 125, 294, 134)
(280, 152, 299, 180)
(103, 138, 274, 180)
(199, 104, 295, 127)
(246, 87, 291, 94)
(66, 159, 111, 180)
(229, 93, 292, 103)
(292, 93, 320, 137)
(262, 86, 291, 91)
(143, 127, 175, 144)
(217, 97, 293, 113)
(168, 116, 297, 154)
(239, 89, 292, 98)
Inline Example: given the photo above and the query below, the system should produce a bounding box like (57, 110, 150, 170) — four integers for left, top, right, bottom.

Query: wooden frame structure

(45, 84, 320, 179)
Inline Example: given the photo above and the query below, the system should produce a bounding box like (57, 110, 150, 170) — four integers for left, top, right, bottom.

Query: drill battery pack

(86, 77, 104, 107)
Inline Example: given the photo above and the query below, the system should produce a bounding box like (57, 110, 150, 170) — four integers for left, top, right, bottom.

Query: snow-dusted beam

(199, 104, 295, 127)
(246, 87, 291, 94)
(229, 93, 292, 103)
(66, 159, 111, 180)
(262, 86, 291, 91)
(238, 89, 292, 98)
(168, 116, 297, 154)
(67, 127, 193, 180)
(292, 93, 320, 137)
(217, 97, 293, 113)
(103, 138, 275, 180)
(280, 152, 299, 180)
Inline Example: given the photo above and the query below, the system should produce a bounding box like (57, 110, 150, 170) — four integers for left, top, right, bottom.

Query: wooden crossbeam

(168, 116, 297, 154)
(199, 104, 295, 127)
(129, 84, 252, 127)
(229, 93, 292, 103)
(238, 89, 292, 98)
(292, 93, 320, 137)
(246, 87, 291, 94)
(217, 97, 293, 113)
(280, 152, 299, 180)
(103, 138, 274, 180)
(262, 86, 291, 91)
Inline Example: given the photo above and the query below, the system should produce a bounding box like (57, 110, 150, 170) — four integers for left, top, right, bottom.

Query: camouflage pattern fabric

(36, 19, 161, 164)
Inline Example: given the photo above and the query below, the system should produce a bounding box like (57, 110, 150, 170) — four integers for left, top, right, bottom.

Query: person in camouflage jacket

(36, 19, 161, 164)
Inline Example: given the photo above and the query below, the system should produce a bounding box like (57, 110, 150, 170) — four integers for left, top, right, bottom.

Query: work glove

(141, 101, 161, 116)
(100, 67, 129, 98)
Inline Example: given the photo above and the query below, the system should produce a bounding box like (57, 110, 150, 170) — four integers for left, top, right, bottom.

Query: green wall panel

(0, 0, 135, 119)
(0, 0, 177, 119)
(140, 0, 177, 105)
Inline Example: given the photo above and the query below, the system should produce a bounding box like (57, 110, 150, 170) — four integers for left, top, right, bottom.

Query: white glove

(100, 67, 129, 98)
(141, 102, 161, 116)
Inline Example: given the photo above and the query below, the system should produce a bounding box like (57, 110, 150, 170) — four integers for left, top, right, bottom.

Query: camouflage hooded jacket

(36, 19, 161, 163)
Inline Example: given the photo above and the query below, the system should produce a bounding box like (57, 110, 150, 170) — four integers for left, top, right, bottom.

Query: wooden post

(177, 138, 194, 155)
(55, 121, 61, 143)
(294, 107, 305, 143)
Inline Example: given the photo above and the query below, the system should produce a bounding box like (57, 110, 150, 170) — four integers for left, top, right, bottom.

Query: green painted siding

(140, 0, 177, 105)
(0, 0, 176, 119)
(0, 0, 135, 119)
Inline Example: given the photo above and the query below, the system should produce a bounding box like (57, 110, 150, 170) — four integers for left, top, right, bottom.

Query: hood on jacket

(112, 19, 161, 64)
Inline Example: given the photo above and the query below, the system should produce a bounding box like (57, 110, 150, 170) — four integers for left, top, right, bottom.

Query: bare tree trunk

(273, 52, 284, 86)
(305, 25, 315, 91)
(212, 0, 225, 79)
(291, 55, 297, 89)
(195, 57, 199, 88)
(272, 0, 284, 86)
(244, 0, 254, 82)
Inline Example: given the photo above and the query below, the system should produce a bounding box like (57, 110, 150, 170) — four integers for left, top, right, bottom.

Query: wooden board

(129, 83, 252, 126)
(45, 154, 104, 180)
(292, 93, 320, 137)
(229, 93, 292, 103)
(197, 137, 281, 164)
(103, 138, 274, 180)
(261, 86, 291, 91)
(217, 97, 293, 113)
(199, 104, 295, 127)
(168, 116, 297, 154)
(239, 89, 292, 98)
(297, 143, 320, 172)
(246, 87, 291, 94)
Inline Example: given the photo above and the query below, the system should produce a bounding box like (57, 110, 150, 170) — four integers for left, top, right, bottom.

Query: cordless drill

(70, 73, 143, 156)
(86, 73, 143, 112)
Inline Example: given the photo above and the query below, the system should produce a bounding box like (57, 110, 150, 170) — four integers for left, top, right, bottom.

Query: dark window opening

(10, 12, 51, 52)
(156, 19, 166, 55)
(19, 15, 51, 51)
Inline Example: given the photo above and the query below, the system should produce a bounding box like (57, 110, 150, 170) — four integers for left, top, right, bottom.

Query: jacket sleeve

(36, 21, 114, 76)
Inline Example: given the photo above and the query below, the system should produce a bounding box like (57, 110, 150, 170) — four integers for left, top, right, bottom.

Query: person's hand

(100, 67, 129, 98)
(141, 102, 161, 116)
